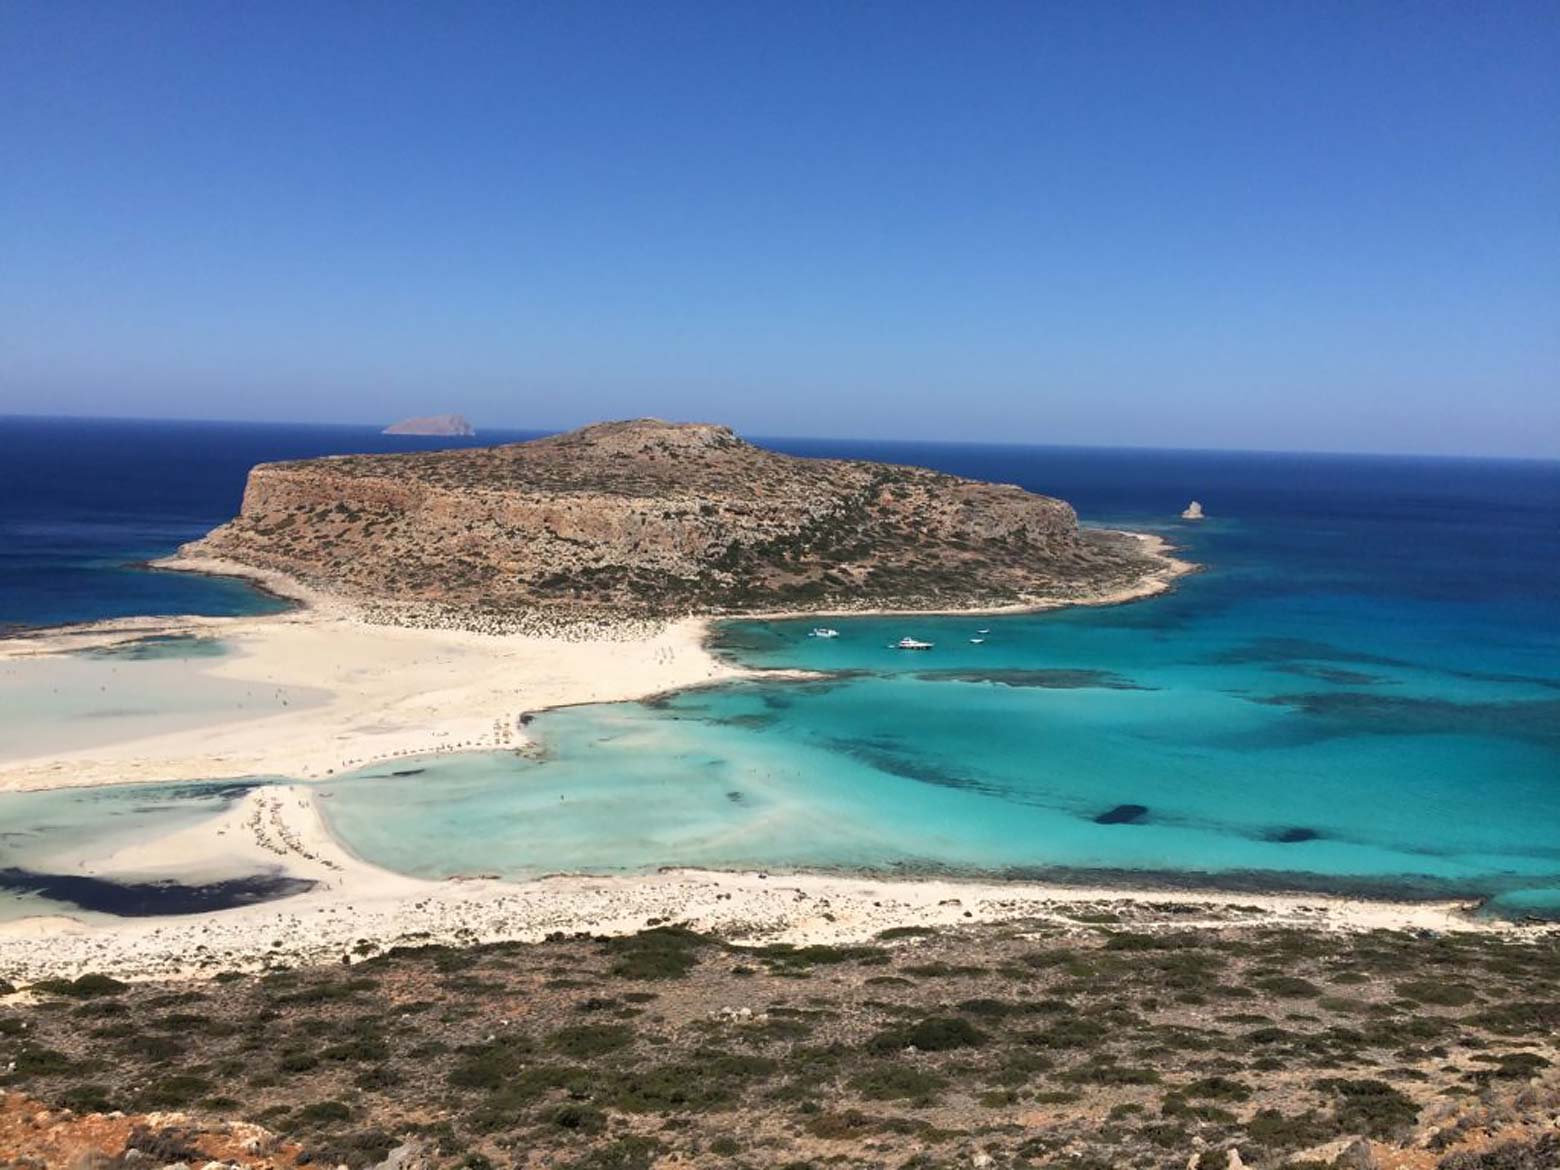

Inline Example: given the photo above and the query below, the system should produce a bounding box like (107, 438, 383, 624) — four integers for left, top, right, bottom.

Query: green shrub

(11, 1045, 73, 1076)
(298, 1100, 353, 1125)
(605, 1052, 775, 1114)
(550, 1103, 606, 1133)
(1314, 1077, 1418, 1138)
(137, 1075, 212, 1109)
(1182, 1075, 1251, 1102)
(448, 1038, 534, 1090)
(28, 974, 127, 999)
(57, 1083, 117, 1113)
(549, 1023, 634, 1058)
(564, 1137, 662, 1170)
(865, 1015, 987, 1055)
(849, 1063, 949, 1102)
(1395, 980, 1476, 1007)
(1254, 975, 1322, 998)
(603, 927, 708, 980)
(1470, 1001, 1560, 1036)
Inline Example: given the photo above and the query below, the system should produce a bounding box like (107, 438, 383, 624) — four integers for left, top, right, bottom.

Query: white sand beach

(0, 589, 739, 794)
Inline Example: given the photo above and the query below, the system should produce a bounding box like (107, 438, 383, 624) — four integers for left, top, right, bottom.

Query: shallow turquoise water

(5, 445, 1558, 920)
(318, 473, 1560, 918)
(319, 613, 1560, 914)
(0, 638, 325, 761)
(0, 781, 265, 921)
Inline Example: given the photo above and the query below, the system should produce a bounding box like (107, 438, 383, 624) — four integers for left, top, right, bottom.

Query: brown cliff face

(181, 419, 1155, 617)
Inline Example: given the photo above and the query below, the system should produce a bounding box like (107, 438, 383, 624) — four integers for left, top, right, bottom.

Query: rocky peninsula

(178, 419, 1178, 625)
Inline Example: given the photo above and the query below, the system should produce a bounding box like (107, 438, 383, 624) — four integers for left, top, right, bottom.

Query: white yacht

(893, 636, 934, 650)
(808, 627, 839, 639)
(969, 637, 986, 644)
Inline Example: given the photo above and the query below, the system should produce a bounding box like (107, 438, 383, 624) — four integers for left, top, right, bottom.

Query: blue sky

(2, 2, 1556, 455)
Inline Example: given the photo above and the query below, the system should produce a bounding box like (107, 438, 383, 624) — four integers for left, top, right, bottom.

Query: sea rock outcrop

(181, 418, 1165, 619)
(1181, 500, 1205, 520)
(382, 414, 475, 436)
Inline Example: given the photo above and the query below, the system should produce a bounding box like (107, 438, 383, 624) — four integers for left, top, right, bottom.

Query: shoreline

(19, 532, 1492, 982)
(708, 532, 1198, 622)
(0, 784, 1547, 986)
(0, 533, 1193, 793)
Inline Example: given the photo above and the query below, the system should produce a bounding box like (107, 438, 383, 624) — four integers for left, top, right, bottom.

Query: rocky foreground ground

(1, 915, 1556, 1170)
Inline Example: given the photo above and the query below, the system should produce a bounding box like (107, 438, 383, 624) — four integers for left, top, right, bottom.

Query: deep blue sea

(3, 416, 1559, 917)
(0, 416, 545, 630)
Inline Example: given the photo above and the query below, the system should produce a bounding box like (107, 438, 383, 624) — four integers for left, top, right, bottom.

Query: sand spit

(0, 783, 1542, 986)
(0, 537, 1191, 794)
(0, 588, 738, 794)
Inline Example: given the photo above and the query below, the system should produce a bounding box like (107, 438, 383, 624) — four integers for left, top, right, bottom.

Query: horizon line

(3, 409, 1558, 466)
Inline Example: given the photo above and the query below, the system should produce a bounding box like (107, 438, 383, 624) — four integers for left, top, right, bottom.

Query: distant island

(382, 413, 475, 436)
(179, 418, 1184, 622)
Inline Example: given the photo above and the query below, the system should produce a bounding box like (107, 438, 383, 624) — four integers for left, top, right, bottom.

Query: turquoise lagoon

(318, 596, 1560, 917)
(4, 442, 1558, 919)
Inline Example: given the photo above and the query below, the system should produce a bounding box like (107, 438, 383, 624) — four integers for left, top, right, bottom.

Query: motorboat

(808, 627, 840, 639)
(893, 637, 934, 650)
(969, 637, 986, 644)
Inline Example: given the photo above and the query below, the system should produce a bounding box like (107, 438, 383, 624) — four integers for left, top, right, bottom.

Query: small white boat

(969, 637, 986, 644)
(892, 637, 934, 650)
(976, 628, 990, 635)
(808, 627, 840, 639)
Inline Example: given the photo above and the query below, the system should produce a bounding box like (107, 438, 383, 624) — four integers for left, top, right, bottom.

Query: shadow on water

(0, 867, 316, 917)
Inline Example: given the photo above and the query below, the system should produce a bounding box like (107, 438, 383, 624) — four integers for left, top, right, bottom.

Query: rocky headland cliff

(179, 419, 1172, 621)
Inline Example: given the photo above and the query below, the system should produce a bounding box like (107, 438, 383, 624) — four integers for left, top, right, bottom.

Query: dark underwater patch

(825, 738, 1015, 802)
(1251, 691, 1560, 747)
(705, 623, 792, 659)
(1211, 638, 1403, 668)
(135, 780, 261, 805)
(0, 867, 316, 917)
(911, 669, 1152, 690)
(1214, 638, 1560, 692)
(82, 633, 226, 660)
(1275, 664, 1385, 686)
(1094, 804, 1149, 825)
(1266, 827, 1321, 844)
(712, 712, 780, 730)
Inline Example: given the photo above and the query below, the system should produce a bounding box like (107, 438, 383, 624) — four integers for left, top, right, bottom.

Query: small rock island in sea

(382, 413, 476, 436)
(180, 418, 1171, 620)
(1181, 500, 1205, 520)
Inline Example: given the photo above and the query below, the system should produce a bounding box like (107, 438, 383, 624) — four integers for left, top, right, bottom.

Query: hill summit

(180, 419, 1168, 619)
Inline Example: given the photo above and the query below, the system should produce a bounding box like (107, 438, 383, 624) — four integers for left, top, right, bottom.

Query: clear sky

(2, 2, 1556, 456)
